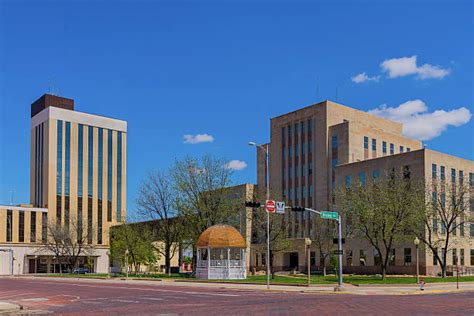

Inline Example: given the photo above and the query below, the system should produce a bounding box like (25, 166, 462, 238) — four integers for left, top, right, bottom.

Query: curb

(0, 302, 22, 314)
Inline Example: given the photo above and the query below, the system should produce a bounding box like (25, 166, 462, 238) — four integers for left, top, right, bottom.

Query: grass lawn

(35, 273, 474, 285)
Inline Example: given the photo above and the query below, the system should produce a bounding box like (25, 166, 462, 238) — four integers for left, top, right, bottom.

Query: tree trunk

(165, 244, 171, 276)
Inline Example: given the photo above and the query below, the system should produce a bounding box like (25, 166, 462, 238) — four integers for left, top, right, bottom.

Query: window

(289, 126, 292, 138)
(432, 164, 437, 179)
(310, 251, 316, 266)
(461, 249, 465, 266)
(359, 249, 367, 266)
(289, 166, 293, 179)
(441, 222, 446, 234)
(56, 120, 63, 224)
(302, 142, 305, 155)
(374, 249, 381, 266)
(460, 222, 464, 237)
(19, 211, 24, 242)
(289, 188, 293, 200)
(309, 185, 313, 197)
(389, 249, 396, 266)
(433, 248, 438, 265)
(295, 164, 299, 179)
(345, 175, 352, 188)
(301, 121, 305, 134)
(282, 127, 286, 143)
(471, 249, 474, 266)
(41, 213, 47, 243)
(30, 212, 36, 243)
(432, 218, 438, 233)
(88, 126, 94, 244)
(359, 171, 366, 186)
(308, 162, 312, 175)
(332, 135, 338, 150)
(440, 166, 445, 180)
(289, 147, 292, 158)
(295, 144, 298, 157)
(390, 143, 394, 155)
(296, 187, 299, 200)
(407, 148, 411, 152)
(470, 224, 474, 237)
(459, 170, 464, 185)
(346, 250, 353, 266)
(98, 128, 103, 244)
(295, 123, 298, 136)
(403, 165, 411, 179)
(282, 167, 286, 180)
(382, 141, 387, 154)
(302, 186, 306, 199)
(404, 248, 412, 265)
(301, 164, 305, 177)
(78, 125, 84, 233)
(453, 249, 458, 265)
(372, 169, 380, 179)
(364, 136, 368, 149)
(6, 209, 12, 242)
(451, 168, 456, 183)
(441, 193, 446, 209)
(308, 142, 312, 154)
(117, 131, 123, 222)
(107, 129, 113, 222)
(308, 119, 312, 133)
(452, 221, 456, 236)
(282, 147, 285, 160)
(399, 145, 404, 153)
(372, 139, 376, 151)
(470, 173, 473, 187)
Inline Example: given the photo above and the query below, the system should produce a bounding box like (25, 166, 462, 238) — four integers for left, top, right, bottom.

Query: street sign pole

(288, 207, 343, 290)
(337, 214, 343, 290)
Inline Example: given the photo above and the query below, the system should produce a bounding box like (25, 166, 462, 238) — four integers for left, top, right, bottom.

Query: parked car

(72, 267, 89, 274)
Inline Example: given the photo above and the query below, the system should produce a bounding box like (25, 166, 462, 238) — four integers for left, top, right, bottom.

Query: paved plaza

(0, 277, 473, 315)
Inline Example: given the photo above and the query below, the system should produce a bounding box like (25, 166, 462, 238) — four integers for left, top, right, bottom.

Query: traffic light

(291, 206, 306, 212)
(245, 201, 261, 208)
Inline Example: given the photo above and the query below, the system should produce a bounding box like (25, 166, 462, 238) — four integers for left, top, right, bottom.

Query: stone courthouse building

(253, 100, 473, 275)
(0, 94, 127, 275)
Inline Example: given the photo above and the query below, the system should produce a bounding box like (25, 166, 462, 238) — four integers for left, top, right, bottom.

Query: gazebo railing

(198, 260, 245, 268)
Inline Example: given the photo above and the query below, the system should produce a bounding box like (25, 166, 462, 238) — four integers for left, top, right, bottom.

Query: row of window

(432, 163, 473, 185)
(57, 120, 124, 244)
(282, 119, 313, 142)
(363, 136, 411, 156)
(285, 185, 314, 200)
(5, 210, 47, 243)
(34, 123, 44, 206)
(345, 169, 381, 187)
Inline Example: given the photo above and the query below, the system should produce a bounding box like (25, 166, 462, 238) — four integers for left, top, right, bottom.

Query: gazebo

(196, 224, 247, 280)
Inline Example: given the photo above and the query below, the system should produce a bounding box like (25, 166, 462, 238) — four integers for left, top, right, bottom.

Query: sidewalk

(7, 275, 474, 296)
(0, 302, 21, 314)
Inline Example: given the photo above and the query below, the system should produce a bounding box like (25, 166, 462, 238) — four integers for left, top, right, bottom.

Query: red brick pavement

(0, 278, 473, 315)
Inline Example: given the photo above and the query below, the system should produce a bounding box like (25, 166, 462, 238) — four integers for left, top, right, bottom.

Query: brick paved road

(0, 278, 473, 315)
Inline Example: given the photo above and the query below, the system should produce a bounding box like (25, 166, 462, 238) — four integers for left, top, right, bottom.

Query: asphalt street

(0, 278, 473, 315)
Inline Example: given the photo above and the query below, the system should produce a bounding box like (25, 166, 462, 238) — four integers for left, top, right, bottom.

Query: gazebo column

(227, 248, 231, 279)
(207, 247, 211, 279)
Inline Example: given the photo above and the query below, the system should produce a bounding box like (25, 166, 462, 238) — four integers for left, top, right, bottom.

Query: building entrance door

(28, 259, 36, 273)
(289, 252, 299, 270)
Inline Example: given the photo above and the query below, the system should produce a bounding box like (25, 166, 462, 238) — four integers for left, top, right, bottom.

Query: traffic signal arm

(245, 201, 261, 208)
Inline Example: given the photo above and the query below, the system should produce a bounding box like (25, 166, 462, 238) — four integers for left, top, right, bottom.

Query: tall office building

(0, 93, 127, 274)
(254, 100, 473, 275)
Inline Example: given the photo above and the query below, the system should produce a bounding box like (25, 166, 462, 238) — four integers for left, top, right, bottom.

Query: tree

(39, 216, 94, 273)
(337, 170, 419, 279)
(172, 155, 238, 264)
(137, 170, 183, 275)
(250, 205, 290, 277)
(110, 223, 156, 274)
(410, 180, 472, 277)
(312, 217, 337, 276)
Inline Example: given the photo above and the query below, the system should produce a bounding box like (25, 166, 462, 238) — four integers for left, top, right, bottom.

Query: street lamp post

(414, 237, 420, 284)
(125, 249, 129, 279)
(248, 141, 270, 290)
(305, 238, 312, 286)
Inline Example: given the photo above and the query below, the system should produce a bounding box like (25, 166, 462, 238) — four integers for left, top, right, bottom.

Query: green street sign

(320, 211, 339, 220)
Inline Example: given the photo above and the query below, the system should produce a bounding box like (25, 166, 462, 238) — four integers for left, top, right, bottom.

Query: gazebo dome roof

(196, 225, 246, 248)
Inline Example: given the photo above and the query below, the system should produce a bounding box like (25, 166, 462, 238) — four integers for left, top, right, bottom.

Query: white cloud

(351, 72, 380, 83)
(368, 100, 471, 141)
(183, 133, 214, 144)
(380, 55, 450, 79)
(225, 160, 247, 171)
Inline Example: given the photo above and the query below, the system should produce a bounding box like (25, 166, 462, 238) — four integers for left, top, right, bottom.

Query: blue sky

(1, 0, 473, 218)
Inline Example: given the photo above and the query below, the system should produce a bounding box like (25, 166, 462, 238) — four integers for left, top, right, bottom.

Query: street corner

(0, 302, 22, 314)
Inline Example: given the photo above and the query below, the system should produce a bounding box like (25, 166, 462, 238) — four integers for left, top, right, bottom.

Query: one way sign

(276, 201, 285, 214)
